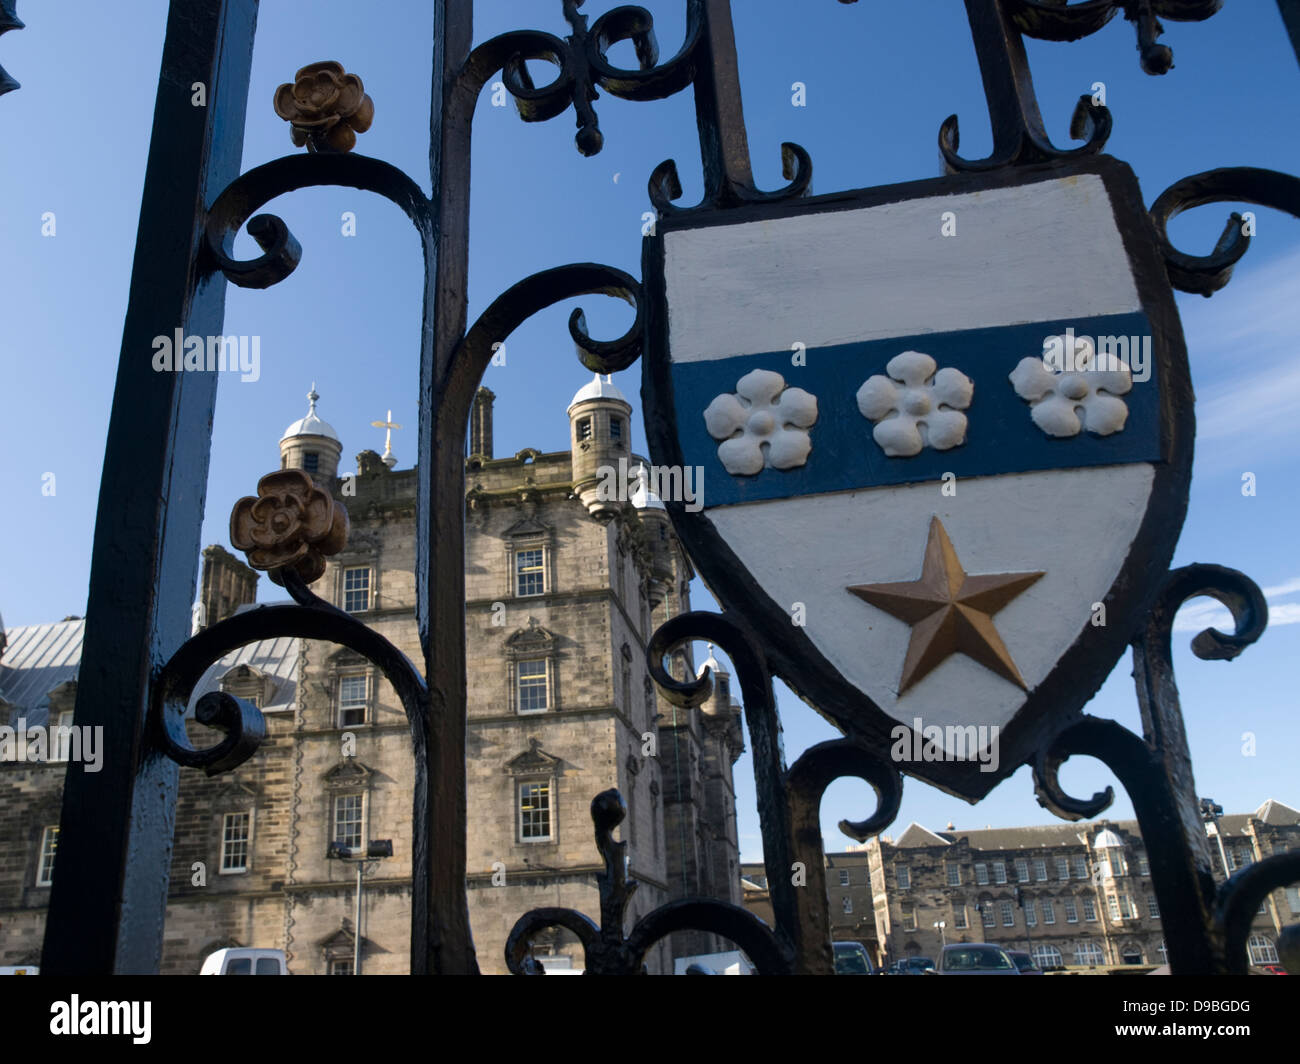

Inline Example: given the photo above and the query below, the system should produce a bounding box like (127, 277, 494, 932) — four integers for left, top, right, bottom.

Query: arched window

(1247, 933, 1279, 965)
(1031, 944, 1062, 969)
(1074, 941, 1104, 966)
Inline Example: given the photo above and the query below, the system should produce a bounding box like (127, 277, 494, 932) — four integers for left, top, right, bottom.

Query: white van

(199, 948, 288, 975)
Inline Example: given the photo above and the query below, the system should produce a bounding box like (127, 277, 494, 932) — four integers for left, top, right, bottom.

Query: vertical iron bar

(1279, 0, 1300, 68)
(961, 0, 1051, 159)
(40, 0, 259, 974)
(415, 0, 479, 974)
(692, 0, 757, 205)
(1131, 635, 1224, 973)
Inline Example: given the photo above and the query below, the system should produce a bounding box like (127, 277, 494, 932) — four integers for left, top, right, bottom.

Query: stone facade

(741, 801, 1299, 971)
(0, 384, 744, 974)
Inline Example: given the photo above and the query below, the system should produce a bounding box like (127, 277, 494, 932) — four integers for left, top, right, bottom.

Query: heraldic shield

(641, 157, 1194, 801)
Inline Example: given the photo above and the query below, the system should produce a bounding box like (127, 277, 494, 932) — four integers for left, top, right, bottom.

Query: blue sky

(1, 2, 1297, 861)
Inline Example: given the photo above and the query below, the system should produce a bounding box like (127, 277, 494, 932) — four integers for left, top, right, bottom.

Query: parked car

(929, 943, 1019, 975)
(899, 956, 934, 975)
(1005, 949, 1043, 975)
(199, 948, 289, 975)
(832, 941, 875, 975)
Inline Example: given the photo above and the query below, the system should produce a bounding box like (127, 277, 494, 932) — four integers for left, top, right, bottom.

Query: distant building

(742, 800, 1299, 970)
(0, 381, 745, 974)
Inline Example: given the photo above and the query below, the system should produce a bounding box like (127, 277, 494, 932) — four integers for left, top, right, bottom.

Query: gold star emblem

(847, 517, 1044, 694)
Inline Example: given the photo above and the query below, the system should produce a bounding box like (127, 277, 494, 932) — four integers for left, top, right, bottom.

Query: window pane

(897, 866, 909, 890)
(343, 568, 370, 612)
(839, 870, 850, 886)
(974, 863, 988, 885)
(999, 900, 1014, 926)
(255, 958, 281, 974)
(609, 417, 623, 442)
(1015, 859, 1029, 883)
(334, 794, 363, 850)
(1034, 858, 1047, 882)
(1055, 857, 1070, 880)
(222, 812, 250, 872)
(947, 864, 961, 886)
(576, 417, 592, 442)
(1042, 900, 1055, 925)
(520, 781, 551, 840)
(338, 674, 367, 726)
(517, 660, 548, 713)
(38, 826, 59, 886)
(1073, 856, 1088, 879)
(516, 549, 545, 597)
(227, 958, 251, 975)
(993, 861, 1006, 884)
(1083, 898, 1098, 922)
(1064, 897, 1078, 923)
(303, 452, 319, 473)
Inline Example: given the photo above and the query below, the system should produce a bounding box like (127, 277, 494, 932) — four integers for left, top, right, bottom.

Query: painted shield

(642, 157, 1192, 800)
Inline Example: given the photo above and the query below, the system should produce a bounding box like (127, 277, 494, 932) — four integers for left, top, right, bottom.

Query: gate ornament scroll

(49, 0, 1300, 976)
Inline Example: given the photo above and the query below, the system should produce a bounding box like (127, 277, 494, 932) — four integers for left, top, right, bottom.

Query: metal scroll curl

(445, 263, 643, 407)
(1215, 853, 1300, 975)
(152, 568, 430, 777)
(938, 95, 1111, 174)
(648, 142, 813, 217)
(203, 153, 432, 289)
(1149, 168, 1300, 296)
(1034, 564, 1267, 820)
(1006, 0, 1222, 76)
(647, 612, 902, 973)
(506, 789, 789, 974)
(467, 2, 703, 157)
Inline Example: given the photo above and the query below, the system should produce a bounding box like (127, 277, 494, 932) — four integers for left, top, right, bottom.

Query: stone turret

(280, 384, 342, 481)
(199, 545, 258, 629)
(469, 387, 494, 461)
(631, 463, 674, 607)
(567, 374, 632, 523)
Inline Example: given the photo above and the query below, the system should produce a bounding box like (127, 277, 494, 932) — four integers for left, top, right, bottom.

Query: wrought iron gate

(34, 0, 1300, 975)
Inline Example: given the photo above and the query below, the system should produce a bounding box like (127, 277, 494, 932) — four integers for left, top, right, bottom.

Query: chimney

(469, 387, 494, 460)
(200, 545, 259, 628)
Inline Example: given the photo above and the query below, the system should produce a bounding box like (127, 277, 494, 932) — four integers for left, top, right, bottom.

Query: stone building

(860, 803, 1300, 971)
(740, 801, 1299, 971)
(0, 380, 745, 974)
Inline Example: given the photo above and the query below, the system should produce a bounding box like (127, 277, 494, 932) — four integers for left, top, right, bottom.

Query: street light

(1200, 797, 1232, 879)
(1014, 885, 1033, 956)
(933, 920, 946, 948)
(326, 839, 393, 974)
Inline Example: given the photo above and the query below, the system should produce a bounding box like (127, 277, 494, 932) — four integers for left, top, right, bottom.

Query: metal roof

(0, 619, 299, 723)
(0, 619, 85, 725)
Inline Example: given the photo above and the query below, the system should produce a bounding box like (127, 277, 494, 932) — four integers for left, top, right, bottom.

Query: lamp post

(1200, 798, 1231, 880)
(933, 920, 946, 949)
(1014, 885, 1033, 957)
(327, 840, 393, 975)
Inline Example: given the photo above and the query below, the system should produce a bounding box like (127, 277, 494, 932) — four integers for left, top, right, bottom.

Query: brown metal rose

(230, 470, 349, 585)
(273, 61, 374, 153)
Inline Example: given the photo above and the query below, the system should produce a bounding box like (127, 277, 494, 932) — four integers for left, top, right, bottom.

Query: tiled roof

(938, 822, 1136, 852)
(0, 619, 299, 722)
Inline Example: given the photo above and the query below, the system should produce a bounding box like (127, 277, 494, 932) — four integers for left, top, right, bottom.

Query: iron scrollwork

(1149, 167, 1300, 296)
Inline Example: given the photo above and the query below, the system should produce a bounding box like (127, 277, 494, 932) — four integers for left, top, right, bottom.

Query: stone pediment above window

(211, 778, 259, 808)
(502, 515, 550, 540)
(323, 759, 374, 790)
(46, 681, 78, 716)
(506, 737, 561, 777)
(505, 621, 557, 657)
(328, 647, 369, 669)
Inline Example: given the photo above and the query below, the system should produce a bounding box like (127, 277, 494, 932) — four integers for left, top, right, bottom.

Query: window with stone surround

(1024, 899, 1037, 927)
(1075, 941, 1104, 966)
(839, 869, 850, 887)
(1147, 894, 1160, 919)
(1034, 857, 1048, 881)
(342, 566, 371, 612)
(337, 673, 368, 727)
(947, 864, 961, 886)
(1056, 856, 1070, 880)
(974, 862, 988, 885)
(1073, 855, 1089, 879)
(1064, 897, 1079, 923)
(897, 866, 910, 890)
(1042, 899, 1055, 925)
(329, 958, 354, 976)
(515, 548, 545, 598)
(992, 860, 1007, 884)
(1247, 933, 1279, 965)
(952, 904, 967, 930)
(519, 781, 552, 842)
(333, 794, 364, 851)
(901, 907, 916, 931)
(506, 624, 558, 716)
(1083, 897, 1098, 922)
(1000, 900, 1015, 926)
(219, 664, 271, 709)
(1015, 858, 1029, 883)
(516, 660, 549, 714)
(981, 903, 996, 929)
(37, 826, 58, 886)
(221, 812, 250, 874)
